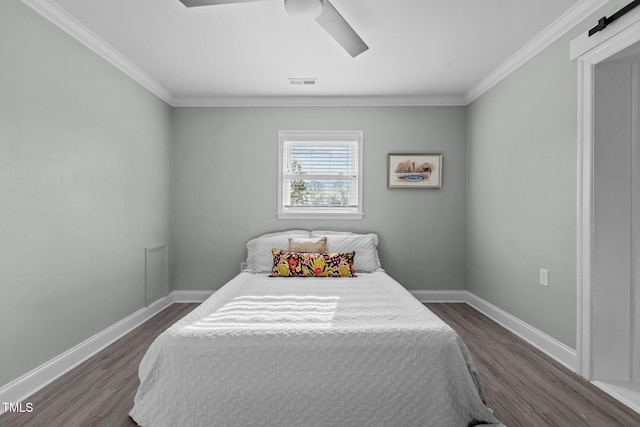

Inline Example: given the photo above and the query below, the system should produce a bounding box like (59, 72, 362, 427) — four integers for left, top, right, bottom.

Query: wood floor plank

(0, 303, 198, 427)
(425, 303, 640, 427)
(2, 302, 639, 426)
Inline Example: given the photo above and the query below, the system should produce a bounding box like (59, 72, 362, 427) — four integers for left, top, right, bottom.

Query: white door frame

(574, 9, 640, 380)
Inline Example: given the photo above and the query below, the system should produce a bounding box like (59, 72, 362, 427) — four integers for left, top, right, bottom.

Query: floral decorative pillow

(270, 249, 356, 277)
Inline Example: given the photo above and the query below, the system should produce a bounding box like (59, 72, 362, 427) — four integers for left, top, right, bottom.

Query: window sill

(276, 212, 365, 220)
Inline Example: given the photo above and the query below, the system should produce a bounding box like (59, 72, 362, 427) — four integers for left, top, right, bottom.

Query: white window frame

(277, 130, 364, 220)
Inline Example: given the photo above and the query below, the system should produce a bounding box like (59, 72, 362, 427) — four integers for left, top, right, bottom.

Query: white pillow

(245, 230, 310, 273)
(311, 231, 382, 273)
(256, 230, 310, 239)
(309, 230, 353, 235)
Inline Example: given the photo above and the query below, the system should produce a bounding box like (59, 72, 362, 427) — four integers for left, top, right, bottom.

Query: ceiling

(27, 0, 602, 106)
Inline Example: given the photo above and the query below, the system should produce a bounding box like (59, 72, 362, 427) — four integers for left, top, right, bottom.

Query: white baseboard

(593, 380, 640, 415)
(0, 295, 173, 414)
(410, 290, 468, 303)
(411, 290, 577, 371)
(0, 289, 219, 413)
(171, 290, 214, 303)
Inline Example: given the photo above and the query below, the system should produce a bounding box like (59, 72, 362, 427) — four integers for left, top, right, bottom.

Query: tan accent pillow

(288, 236, 327, 253)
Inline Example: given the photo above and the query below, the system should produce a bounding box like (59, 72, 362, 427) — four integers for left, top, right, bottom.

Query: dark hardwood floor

(2, 302, 639, 426)
(0, 303, 198, 427)
(426, 303, 640, 427)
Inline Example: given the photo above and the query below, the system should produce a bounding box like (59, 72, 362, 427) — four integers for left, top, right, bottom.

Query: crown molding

(170, 95, 467, 107)
(464, 0, 610, 104)
(21, 0, 610, 108)
(20, 0, 174, 104)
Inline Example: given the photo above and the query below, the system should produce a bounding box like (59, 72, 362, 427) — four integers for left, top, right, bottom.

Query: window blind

(278, 131, 363, 219)
(282, 140, 359, 208)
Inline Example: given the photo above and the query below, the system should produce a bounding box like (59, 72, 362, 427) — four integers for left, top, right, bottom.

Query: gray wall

(466, 1, 627, 349)
(171, 106, 467, 292)
(0, 1, 172, 386)
(4, 0, 631, 388)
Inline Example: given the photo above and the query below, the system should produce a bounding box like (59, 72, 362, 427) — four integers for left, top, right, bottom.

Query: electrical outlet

(539, 268, 549, 287)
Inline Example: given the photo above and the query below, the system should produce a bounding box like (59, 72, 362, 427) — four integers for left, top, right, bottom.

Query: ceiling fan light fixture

(284, 0, 323, 19)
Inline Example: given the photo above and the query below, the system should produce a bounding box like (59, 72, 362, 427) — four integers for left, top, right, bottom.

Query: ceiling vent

(288, 78, 317, 86)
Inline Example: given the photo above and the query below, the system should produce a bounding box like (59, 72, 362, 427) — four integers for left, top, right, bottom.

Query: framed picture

(387, 153, 443, 188)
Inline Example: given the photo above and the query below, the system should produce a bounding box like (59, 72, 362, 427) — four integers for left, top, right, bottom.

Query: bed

(130, 231, 502, 427)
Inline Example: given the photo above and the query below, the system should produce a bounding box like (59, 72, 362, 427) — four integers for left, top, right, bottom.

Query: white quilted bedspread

(130, 272, 502, 427)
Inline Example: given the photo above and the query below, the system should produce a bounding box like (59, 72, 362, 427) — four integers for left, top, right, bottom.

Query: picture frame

(387, 153, 443, 188)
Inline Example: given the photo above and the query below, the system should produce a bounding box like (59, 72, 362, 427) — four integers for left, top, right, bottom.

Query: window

(278, 130, 364, 220)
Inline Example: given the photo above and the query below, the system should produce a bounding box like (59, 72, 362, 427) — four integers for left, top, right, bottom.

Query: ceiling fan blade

(315, 0, 368, 57)
(179, 0, 268, 7)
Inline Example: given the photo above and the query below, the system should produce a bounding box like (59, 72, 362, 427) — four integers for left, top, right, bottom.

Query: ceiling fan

(178, 0, 369, 57)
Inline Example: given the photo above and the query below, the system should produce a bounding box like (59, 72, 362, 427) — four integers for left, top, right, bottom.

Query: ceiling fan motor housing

(284, 0, 324, 19)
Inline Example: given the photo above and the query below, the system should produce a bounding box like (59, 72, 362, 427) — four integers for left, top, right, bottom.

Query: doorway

(592, 43, 640, 406)
(575, 12, 640, 413)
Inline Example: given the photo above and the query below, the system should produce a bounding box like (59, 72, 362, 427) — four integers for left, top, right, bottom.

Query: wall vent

(145, 243, 168, 307)
(288, 78, 317, 85)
